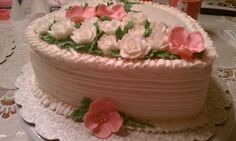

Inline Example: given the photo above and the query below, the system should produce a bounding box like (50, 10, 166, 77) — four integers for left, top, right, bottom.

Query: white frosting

(82, 17, 99, 26)
(118, 34, 150, 59)
(128, 24, 145, 36)
(99, 19, 122, 35)
(48, 20, 74, 39)
(98, 35, 118, 55)
(123, 12, 147, 25)
(151, 22, 169, 34)
(71, 24, 97, 44)
(146, 22, 169, 50)
(25, 3, 217, 120)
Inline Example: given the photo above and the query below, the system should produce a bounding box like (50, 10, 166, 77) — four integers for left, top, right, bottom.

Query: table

(1, 2, 236, 141)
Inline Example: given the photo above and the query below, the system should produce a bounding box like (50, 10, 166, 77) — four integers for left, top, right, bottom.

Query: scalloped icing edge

(25, 2, 217, 70)
(15, 63, 231, 135)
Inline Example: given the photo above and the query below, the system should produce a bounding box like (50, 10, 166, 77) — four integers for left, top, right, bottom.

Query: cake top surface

(26, 0, 217, 69)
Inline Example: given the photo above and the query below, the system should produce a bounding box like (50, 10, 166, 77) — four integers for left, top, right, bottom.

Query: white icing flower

(99, 19, 121, 35)
(48, 20, 74, 39)
(147, 22, 169, 50)
(128, 24, 145, 36)
(83, 17, 99, 26)
(71, 24, 97, 44)
(123, 12, 147, 25)
(118, 34, 150, 59)
(98, 35, 118, 55)
(55, 13, 67, 22)
(147, 32, 169, 51)
(151, 22, 169, 34)
(35, 19, 54, 34)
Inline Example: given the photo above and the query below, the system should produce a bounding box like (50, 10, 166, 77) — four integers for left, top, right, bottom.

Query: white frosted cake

(25, 0, 217, 139)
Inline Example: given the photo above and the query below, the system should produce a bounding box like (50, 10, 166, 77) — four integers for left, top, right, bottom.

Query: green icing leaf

(81, 97, 92, 108)
(48, 21, 56, 31)
(65, 6, 72, 11)
(119, 112, 155, 128)
(115, 27, 124, 40)
(144, 20, 151, 29)
(40, 33, 77, 50)
(144, 20, 152, 38)
(124, 4, 133, 12)
(100, 16, 110, 21)
(93, 21, 100, 34)
(123, 21, 134, 33)
(40, 33, 56, 44)
(107, 1, 113, 6)
(156, 51, 179, 60)
(83, 3, 88, 9)
(74, 44, 91, 52)
(74, 23, 81, 29)
(144, 27, 152, 38)
(118, 0, 139, 12)
(193, 51, 205, 59)
(110, 50, 121, 58)
(89, 31, 105, 53)
(71, 97, 92, 122)
(56, 40, 77, 49)
(145, 50, 179, 60)
(95, 4, 100, 10)
(115, 21, 134, 40)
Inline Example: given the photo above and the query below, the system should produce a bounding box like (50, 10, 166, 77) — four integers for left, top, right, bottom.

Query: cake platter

(18, 99, 235, 141)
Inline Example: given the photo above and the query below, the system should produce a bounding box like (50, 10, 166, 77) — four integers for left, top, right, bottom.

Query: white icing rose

(98, 35, 118, 55)
(99, 19, 121, 35)
(151, 22, 169, 34)
(128, 24, 145, 36)
(123, 12, 147, 25)
(83, 17, 99, 26)
(147, 32, 169, 51)
(71, 24, 97, 44)
(55, 13, 67, 22)
(118, 34, 150, 59)
(48, 20, 74, 39)
(147, 22, 169, 50)
(35, 19, 54, 34)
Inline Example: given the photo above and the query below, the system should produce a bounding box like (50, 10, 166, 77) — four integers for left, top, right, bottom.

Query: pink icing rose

(169, 27, 204, 60)
(66, 6, 96, 23)
(84, 99, 123, 139)
(97, 4, 127, 20)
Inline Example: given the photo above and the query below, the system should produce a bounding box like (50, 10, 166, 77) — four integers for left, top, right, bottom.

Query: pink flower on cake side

(84, 99, 123, 139)
(97, 4, 127, 20)
(66, 6, 96, 23)
(169, 27, 204, 60)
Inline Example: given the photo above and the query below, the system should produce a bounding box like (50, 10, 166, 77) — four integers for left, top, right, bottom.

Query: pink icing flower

(84, 99, 123, 139)
(66, 6, 96, 23)
(169, 27, 204, 60)
(110, 4, 127, 20)
(97, 4, 127, 20)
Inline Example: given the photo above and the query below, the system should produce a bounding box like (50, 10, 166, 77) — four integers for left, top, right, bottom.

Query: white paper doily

(15, 63, 232, 141)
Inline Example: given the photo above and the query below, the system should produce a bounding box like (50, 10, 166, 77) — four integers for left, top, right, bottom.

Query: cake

(24, 0, 217, 139)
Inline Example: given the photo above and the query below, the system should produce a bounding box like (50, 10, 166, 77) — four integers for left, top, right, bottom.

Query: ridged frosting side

(15, 63, 214, 133)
